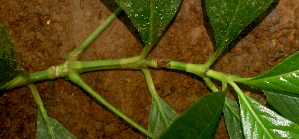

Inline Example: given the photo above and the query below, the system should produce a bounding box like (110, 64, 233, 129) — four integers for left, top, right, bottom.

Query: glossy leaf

(115, 0, 182, 46)
(148, 96, 179, 136)
(264, 90, 299, 125)
(159, 91, 226, 139)
(0, 23, 22, 87)
(223, 97, 244, 139)
(241, 51, 299, 94)
(205, 0, 273, 52)
(238, 92, 299, 138)
(36, 109, 77, 139)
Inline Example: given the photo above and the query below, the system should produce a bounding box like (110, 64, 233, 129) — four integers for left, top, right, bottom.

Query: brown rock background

(1, 0, 299, 138)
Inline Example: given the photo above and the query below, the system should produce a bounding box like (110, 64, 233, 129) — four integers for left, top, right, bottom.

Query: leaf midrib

(199, 101, 223, 138)
(239, 93, 273, 139)
(248, 70, 299, 84)
(219, 0, 241, 50)
(224, 99, 241, 122)
(149, 0, 154, 46)
(230, 81, 273, 138)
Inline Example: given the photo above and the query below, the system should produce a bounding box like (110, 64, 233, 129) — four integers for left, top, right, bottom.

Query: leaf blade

(264, 90, 299, 125)
(36, 109, 77, 139)
(205, 0, 273, 52)
(158, 91, 226, 139)
(0, 23, 22, 87)
(148, 96, 179, 136)
(115, 0, 182, 46)
(223, 97, 244, 139)
(241, 51, 299, 94)
(238, 92, 299, 138)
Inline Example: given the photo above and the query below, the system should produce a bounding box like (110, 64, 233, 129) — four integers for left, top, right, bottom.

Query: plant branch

(67, 7, 123, 61)
(71, 56, 147, 74)
(67, 72, 156, 139)
(141, 68, 170, 128)
(1, 58, 252, 93)
(0, 74, 28, 90)
(29, 66, 57, 83)
(145, 59, 208, 77)
(206, 69, 252, 83)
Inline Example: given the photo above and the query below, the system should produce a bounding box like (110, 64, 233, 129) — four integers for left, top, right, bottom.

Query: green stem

(71, 55, 146, 74)
(71, 59, 122, 73)
(29, 66, 56, 83)
(229, 80, 273, 137)
(204, 49, 222, 68)
(28, 84, 55, 138)
(67, 7, 123, 61)
(145, 59, 208, 77)
(168, 61, 187, 71)
(206, 69, 252, 83)
(139, 45, 153, 59)
(67, 72, 156, 139)
(145, 59, 157, 68)
(205, 69, 226, 81)
(203, 77, 219, 92)
(0, 74, 28, 90)
(222, 80, 228, 92)
(141, 69, 170, 128)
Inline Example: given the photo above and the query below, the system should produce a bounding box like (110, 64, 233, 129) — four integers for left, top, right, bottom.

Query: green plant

(1, 0, 299, 138)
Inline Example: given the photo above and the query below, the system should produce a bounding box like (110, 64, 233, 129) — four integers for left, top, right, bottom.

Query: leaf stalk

(67, 72, 156, 139)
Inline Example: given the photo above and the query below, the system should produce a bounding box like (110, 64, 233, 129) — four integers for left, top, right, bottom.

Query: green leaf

(205, 0, 273, 52)
(36, 109, 77, 139)
(264, 90, 299, 125)
(238, 92, 299, 138)
(148, 96, 179, 136)
(241, 51, 299, 94)
(115, 0, 182, 46)
(0, 23, 22, 87)
(158, 91, 226, 139)
(223, 97, 244, 139)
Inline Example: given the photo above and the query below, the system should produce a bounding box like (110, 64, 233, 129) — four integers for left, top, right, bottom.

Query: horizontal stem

(206, 69, 252, 83)
(0, 74, 28, 90)
(145, 59, 208, 77)
(168, 61, 188, 71)
(29, 66, 56, 83)
(72, 55, 144, 74)
(1, 58, 251, 91)
(72, 59, 122, 73)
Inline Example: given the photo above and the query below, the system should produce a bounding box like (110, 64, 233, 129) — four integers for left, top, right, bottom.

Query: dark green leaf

(241, 51, 299, 94)
(205, 0, 273, 52)
(223, 97, 244, 139)
(36, 109, 77, 139)
(148, 96, 179, 136)
(115, 0, 182, 46)
(264, 90, 299, 125)
(0, 23, 22, 87)
(238, 92, 299, 138)
(159, 91, 226, 139)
